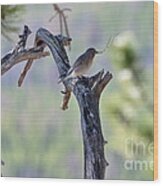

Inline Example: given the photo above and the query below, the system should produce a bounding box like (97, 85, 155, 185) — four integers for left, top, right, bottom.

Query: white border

(0, 0, 158, 5)
(1, 0, 162, 186)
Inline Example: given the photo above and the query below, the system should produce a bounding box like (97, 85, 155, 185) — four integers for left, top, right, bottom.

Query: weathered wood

(1, 47, 49, 75)
(72, 72, 112, 179)
(35, 28, 112, 179)
(1, 28, 113, 179)
(18, 58, 34, 87)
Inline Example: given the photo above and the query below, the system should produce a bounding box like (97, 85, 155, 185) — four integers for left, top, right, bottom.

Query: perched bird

(58, 48, 99, 83)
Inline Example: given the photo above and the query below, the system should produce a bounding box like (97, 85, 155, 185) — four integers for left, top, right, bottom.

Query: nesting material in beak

(97, 34, 119, 54)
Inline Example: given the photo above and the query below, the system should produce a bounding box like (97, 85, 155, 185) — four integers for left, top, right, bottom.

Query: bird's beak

(95, 50, 100, 54)
(95, 50, 103, 54)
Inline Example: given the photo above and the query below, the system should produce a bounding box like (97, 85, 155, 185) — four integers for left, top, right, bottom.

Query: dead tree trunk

(1, 27, 113, 179)
(35, 28, 112, 179)
(73, 73, 112, 179)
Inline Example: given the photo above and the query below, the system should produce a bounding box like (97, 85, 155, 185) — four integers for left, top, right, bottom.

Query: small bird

(58, 48, 99, 83)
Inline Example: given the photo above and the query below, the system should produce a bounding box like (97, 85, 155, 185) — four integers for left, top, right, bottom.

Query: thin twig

(18, 59, 34, 87)
(97, 33, 119, 54)
(49, 12, 58, 22)
(50, 4, 71, 50)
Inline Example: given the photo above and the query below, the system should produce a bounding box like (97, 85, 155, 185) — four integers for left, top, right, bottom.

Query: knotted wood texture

(1, 28, 113, 179)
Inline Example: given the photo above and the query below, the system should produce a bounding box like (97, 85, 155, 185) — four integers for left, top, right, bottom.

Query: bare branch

(50, 4, 71, 49)
(1, 28, 112, 179)
(18, 59, 33, 87)
(15, 25, 32, 52)
(49, 12, 58, 22)
(1, 47, 50, 76)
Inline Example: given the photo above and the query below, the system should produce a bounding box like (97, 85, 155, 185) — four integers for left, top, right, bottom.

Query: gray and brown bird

(58, 48, 99, 83)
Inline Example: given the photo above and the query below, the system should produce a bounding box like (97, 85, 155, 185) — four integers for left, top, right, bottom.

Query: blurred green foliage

(109, 31, 153, 142)
(1, 5, 24, 41)
(1, 2, 154, 180)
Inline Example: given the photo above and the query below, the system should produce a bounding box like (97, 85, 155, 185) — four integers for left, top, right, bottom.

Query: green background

(1, 2, 154, 180)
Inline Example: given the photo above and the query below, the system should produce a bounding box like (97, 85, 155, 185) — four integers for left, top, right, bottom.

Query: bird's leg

(77, 75, 85, 80)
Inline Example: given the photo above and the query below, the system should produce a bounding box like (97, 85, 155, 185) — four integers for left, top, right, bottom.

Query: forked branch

(1, 27, 113, 179)
(33, 28, 112, 179)
(1, 47, 49, 76)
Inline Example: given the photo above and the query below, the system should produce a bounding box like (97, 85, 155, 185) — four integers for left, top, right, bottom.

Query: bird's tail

(58, 68, 73, 84)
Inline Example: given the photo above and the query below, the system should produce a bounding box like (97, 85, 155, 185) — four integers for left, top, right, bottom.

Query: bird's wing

(73, 53, 87, 69)
(66, 52, 88, 76)
(58, 52, 87, 83)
